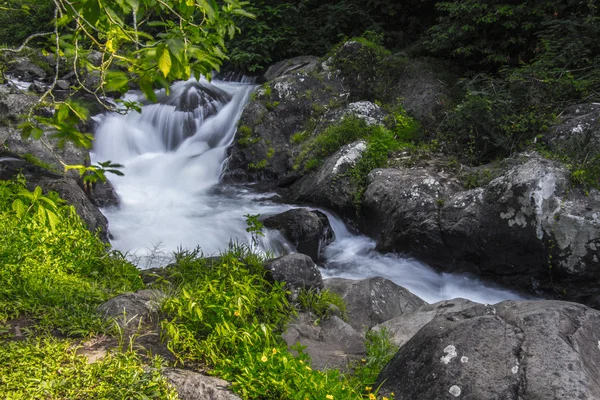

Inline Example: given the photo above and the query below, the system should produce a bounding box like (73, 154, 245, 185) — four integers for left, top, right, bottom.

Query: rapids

(92, 78, 525, 304)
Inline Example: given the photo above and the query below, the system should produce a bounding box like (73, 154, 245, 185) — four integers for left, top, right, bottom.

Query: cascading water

(92, 78, 525, 304)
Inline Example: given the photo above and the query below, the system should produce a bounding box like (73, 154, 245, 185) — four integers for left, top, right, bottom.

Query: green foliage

(65, 160, 125, 185)
(0, 178, 143, 335)
(0, 0, 54, 46)
(348, 329, 398, 391)
(237, 124, 261, 148)
(0, 337, 176, 398)
(297, 288, 348, 322)
(21, 153, 59, 173)
(159, 245, 387, 399)
(248, 159, 269, 171)
(245, 213, 265, 246)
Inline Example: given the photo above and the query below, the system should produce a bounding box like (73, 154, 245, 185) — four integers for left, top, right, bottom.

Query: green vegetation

(237, 125, 261, 148)
(0, 338, 176, 399)
(0, 177, 143, 336)
(21, 152, 58, 173)
(297, 288, 348, 322)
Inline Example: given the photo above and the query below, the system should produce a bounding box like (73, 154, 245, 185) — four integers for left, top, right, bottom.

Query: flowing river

(92, 78, 525, 304)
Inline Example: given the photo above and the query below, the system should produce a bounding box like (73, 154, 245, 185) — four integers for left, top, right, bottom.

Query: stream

(92, 78, 525, 304)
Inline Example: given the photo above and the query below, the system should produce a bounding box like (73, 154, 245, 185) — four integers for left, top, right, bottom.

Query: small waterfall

(93, 77, 525, 304)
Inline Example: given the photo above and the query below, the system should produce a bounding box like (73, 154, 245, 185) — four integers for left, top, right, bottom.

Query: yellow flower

(361, 359, 367, 363)
(326, 395, 333, 400)
(261, 355, 268, 362)
(365, 387, 372, 391)
(272, 348, 277, 354)
(305, 366, 312, 371)
(234, 310, 240, 317)
(368, 394, 376, 400)
(383, 397, 389, 400)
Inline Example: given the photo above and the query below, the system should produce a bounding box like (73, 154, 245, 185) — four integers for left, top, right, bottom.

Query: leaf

(33, 186, 42, 202)
(158, 47, 172, 78)
(12, 199, 25, 218)
(46, 209, 60, 230)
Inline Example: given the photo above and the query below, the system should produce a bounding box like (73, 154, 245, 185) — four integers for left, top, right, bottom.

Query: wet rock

(224, 70, 346, 184)
(7, 58, 47, 82)
(263, 208, 334, 262)
(324, 277, 426, 334)
(263, 253, 323, 294)
(372, 298, 480, 348)
(90, 179, 120, 208)
(282, 313, 366, 371)
(360, 152, 600, 305)
(542, 103, 600, 156)
(163, 368, 241, 400)
(288, 140, 367, 218)
(97, 290, 165, 333)
(264, 56, 319, 81)
(376, 300, 600, 400)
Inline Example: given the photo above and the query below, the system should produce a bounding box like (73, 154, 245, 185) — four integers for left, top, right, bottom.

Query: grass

(0, 176, 397, 399)
(0, 338, 176, 399)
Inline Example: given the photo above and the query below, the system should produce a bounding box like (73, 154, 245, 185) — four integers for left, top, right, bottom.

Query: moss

(248, 159, 268, 171)
(265, 101, 280, 111)
(22, 153, 59, 173)
(291, 130, 310, 144)
(237, 124, 260, 148)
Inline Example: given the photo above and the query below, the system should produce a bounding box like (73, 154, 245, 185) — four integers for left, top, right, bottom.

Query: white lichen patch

(500, 207, 515, 220)
(460, 356, 469, 363)
(273, 81, 294, 100)
(597, 340, 600, 351)
(572, 124, 584, 134)
(512, 359, 520, 374)
(441, 345, 457, 364)
(345, 101, 384, 126)
(332, 141, 367, 175)
(449, 385, 462, 397)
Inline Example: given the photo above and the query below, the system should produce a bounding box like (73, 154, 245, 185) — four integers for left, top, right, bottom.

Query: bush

(0, 0, 54, 47)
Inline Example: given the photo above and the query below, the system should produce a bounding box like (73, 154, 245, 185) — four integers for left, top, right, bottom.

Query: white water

(93, 78, 525, 304)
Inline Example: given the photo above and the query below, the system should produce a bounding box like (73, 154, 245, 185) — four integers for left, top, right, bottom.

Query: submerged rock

(376, 300, 600, 400)
(324, 277, 426, 334)
(263, 208, 334, 262)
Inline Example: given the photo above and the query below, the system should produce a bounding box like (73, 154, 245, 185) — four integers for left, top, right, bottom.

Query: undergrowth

(0, 176, 144, 336)
(0, 338, 176, 398)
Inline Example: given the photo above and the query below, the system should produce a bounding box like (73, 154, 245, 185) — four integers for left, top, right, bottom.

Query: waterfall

(92, 78, 525, 304)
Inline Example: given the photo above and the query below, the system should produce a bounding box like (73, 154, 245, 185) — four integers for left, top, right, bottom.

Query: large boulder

(6, 58, 47, 82)
(282, 313, 366, 371)
(223, 67, 346, 185)
(324, 277, 426, 334)
(288, 140, 367, 218)
(263, 253, 323, 294)
(264, 56, 320, 81)
(372, 298, 480, 348)
(360, 152, 600, 306)
(375, 300, 600, 400)
(542, 103, 600, 158)
(263, 208, 334, 262)
(163, 369, 241, 400)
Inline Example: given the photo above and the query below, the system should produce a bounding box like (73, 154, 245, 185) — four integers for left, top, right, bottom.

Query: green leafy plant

(297, 288, 348, 322)
(245, 213, 265, 246)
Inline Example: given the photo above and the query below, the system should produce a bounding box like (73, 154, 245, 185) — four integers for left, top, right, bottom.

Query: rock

(263, 208, 334, 262)
(542, 103, 600, 155)
(375, 300, 600, 400)
(163, 368, 241, 400)
(36, 176, 111, 241)
(361, 166, 463, 261)
(7, 59, 47, 82)
(324, 277, 426, 334)
(97, 290, 165, 333)
(263, 253, 323, 294)
(264, 56, 320, 81)
(282, 313, 366, 371)
(55, 79, 71, 91)
(360, 152, 600, 305)
(372, 298, 480, 348)
(223, 69, 346, 185)
(90, 179, 120, 208)
(288, 140, 367, 218)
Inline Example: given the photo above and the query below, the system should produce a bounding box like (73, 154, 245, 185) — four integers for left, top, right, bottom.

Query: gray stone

(376, 300, 600, 400)
(163, 368, 241, 400)
(8, 59, 47, 82)
(263, 208, 334, 262)
(324, 277, 426, 333)
(264, 253, 323, 292)
(360, 152, 600, 305)
(373, 298, 480, 348)
(98, 290, 165, 333)
(264, 56, 320, 81)
(282, 313, 366, 371)
(289, 140, 367, 218)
